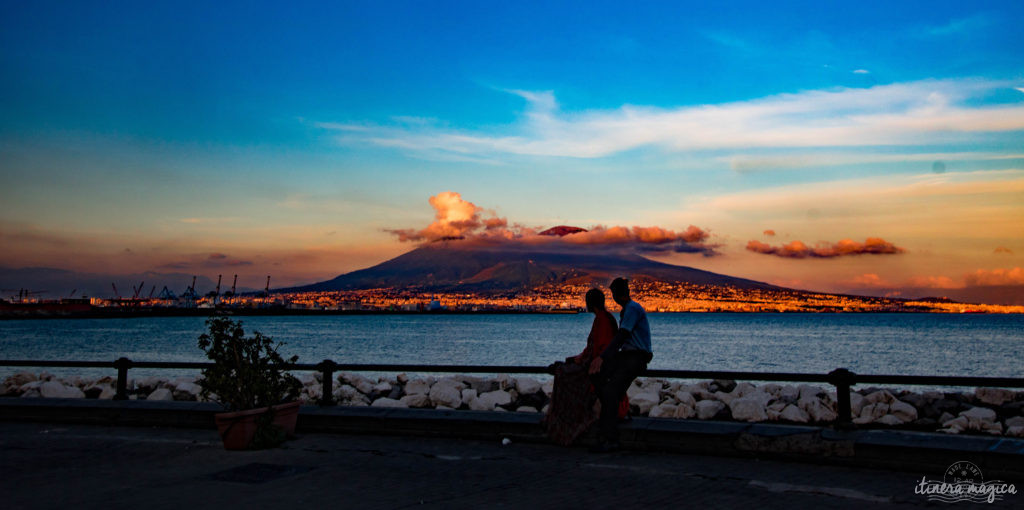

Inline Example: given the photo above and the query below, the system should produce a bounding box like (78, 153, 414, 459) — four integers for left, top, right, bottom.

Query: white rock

(631, 391, 661, 415)
(649, 404, 677, 418)
(404, 379, 432, 395)
(1005, 416, 1024, 428)
(673, 391, 696, 408)
(976, 388, 1015, 406)
(337, 384, 360, 401)
(797, 385, 822, 401)
(780, 404, 810, 423)
(372, 382, 392, 393)
(40, 381, 85, 399)
(399, 394, 431, 408)
(864, 390, 895, 405)
(729, 397, 768, 422)
(853, 402, 889, 424)
(641, 378, 665, 392)
(20, 387, 42, 398)
(875, 414, 904, 426)
(981, 421, 1003, 435)
(516, 406, 538, 413)
(98, 385, 117, 399)
(890, 400, 918, 423)
(673, 403, 695, 419)
(761, 383, 782, 396)
(626, 382, 644, 399)
(396, 373, 409, 384)
(541, 380, 554, 396)
(1006, 425, 1024, 438)
(713, 391, 735, 405)
(695, 400, 726, 420)
(371, 397, 408, 408)
(799, 397, 837, 422)
(461, 388, 478, 406)
(942, 415, 969, 429)
(339, 372, 375, 395)
(514, 377, 542, 395)
(429, 380, 464, 409)
(960, 406, 997, 423)
(173, 382, 202, 401)
(146, 388, 174, 401)
(849, 392, 865, 417)
(767, 401, 787, 412)
(731, 382, 757, 398)
(476, 389, 512, 410)
(779, 385, 800, 402)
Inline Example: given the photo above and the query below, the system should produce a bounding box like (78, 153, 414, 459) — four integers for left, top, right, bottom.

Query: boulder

(890, 400, 918, 423)
(729, 397, 768, 422)
(429, 380, 465, 409)
(673, 404, 695, 419)
(371, 398, 408, 408)
(514, 377, 542, 395)
(476, 390, 512, 410)
(146, 388, 174, 401)
(695, 400, 726, 420)
(626, 383, 645, 399)
(780, 404, 810, 423)
(337, 384, 360, 401)
(40, 381, 85, 399)
(976, 388, 1015, 406)
(778, 385, 800, 403)
(673, 391, 696, 408)
(339, 372, 375, 395)
(372, 382, 392, 394)
(875, 414, 904, 426)
(631, 392, 661, 415)
(960, 406, 997, 423)
(173, 382, 201, 401)
(713, 391, 735, 405)
(853, 403, 889, 425)
(541, 380, 554, 397)
(495, 374, 513, 391)
(900, 392, 926, 410)
(849, 392, 866, 417)
(516, 406, 538, 413)
(461, 388, 478, 406)
(730, 382, 757, 397)
(463, 376, 499, 393)
(399, 394, 431, 408)
(761, 383, 782, 396)
(1004, 416, 1024, 428)
(649, 404, 677, 418)
(864, 390, 895, 405)
(797, 385, 823, 401)
(404, 379, 432, 396)
(1006, 426, 1024, 438)
(799, 397, 837, 422)
(98, 385, 117, 399)
(396, 373, 409, 384)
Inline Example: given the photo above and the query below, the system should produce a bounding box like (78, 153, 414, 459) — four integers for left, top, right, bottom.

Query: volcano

(284, 236, 775, 293)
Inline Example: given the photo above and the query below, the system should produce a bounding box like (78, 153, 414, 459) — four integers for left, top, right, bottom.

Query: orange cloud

(386, 192, 719, 255)
(905, 275, 959, 289)
(964, 267, 1024, 286)
(746, 237, 904, 258)
(763, 229, 776, 237)
(993, 246, 1013, 255)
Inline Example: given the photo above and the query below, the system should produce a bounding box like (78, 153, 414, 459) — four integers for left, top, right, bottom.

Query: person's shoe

(589, 441, 620, 453)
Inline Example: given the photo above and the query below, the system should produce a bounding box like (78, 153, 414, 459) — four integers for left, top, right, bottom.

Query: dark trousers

(590, 350, 650, 443)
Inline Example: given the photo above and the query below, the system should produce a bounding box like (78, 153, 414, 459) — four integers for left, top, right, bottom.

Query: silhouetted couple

(544, 277, 653, 452)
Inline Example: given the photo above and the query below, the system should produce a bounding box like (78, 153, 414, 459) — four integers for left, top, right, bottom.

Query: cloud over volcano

(386, 192, 719, 255)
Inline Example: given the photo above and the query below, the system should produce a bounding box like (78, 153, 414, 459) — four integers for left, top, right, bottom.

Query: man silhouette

(588, 277, 653, 452)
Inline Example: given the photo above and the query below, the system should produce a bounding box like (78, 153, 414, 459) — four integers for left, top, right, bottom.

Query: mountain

(283, 239, 776, 293)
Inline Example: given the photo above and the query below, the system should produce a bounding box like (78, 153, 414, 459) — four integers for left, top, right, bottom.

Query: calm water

(1, 313, 1022, 383)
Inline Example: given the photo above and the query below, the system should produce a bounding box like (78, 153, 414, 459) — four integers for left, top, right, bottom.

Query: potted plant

(196, 316, 303, 450)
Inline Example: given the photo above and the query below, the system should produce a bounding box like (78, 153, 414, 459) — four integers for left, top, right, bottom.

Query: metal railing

(3, 358, 1023, 427)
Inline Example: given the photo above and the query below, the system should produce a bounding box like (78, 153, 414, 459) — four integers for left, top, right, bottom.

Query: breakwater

(4, 371, 1022, 438)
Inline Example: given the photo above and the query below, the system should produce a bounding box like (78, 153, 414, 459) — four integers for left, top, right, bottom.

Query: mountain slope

(284, 241, 775, 292)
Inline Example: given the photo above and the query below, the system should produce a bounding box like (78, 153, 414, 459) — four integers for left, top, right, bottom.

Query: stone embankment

(3, 371, 1022, 437)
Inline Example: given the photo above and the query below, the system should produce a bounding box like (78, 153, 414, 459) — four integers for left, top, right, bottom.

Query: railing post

(828, 368, 856, 429)
(114, 357, 132, 400)
(318, 359, 337, 406)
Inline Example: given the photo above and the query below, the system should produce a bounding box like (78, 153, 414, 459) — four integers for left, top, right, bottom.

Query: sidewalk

(0, 421, 1001, 510)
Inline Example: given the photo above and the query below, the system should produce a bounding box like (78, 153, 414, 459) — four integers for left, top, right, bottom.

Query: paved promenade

(3, 422, 1012, 509)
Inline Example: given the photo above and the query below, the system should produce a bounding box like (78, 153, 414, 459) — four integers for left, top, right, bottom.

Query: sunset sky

(1, 2, 1022, 298)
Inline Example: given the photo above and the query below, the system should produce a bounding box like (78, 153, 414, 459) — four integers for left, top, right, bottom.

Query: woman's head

(585, 288, 606, 312)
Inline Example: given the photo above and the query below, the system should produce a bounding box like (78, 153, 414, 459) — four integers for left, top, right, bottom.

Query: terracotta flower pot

(214, 400, 301, 450)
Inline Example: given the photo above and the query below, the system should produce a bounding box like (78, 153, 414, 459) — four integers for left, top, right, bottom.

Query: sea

(1, 313, 1022, 389)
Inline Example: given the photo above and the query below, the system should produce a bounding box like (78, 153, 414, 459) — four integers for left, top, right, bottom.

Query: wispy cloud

(321, 79, 1024, 160)
(723, 151, 1024, 173)
(921, 13, 992, 37)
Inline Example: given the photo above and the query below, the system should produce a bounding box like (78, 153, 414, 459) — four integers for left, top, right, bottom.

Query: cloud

(386, 192, 719, 256)
(723, 151, 1024, 173)
(922, 13, 992, 37)
(993, 246, 1013, 255)
(852, 69, 870, 74)
(321, 79, 1024, 160)
(746, 237, 905, 259)
(763, 229, 776, 237)
(905, 275, 959, 289)
(964, 267, 1024, 286)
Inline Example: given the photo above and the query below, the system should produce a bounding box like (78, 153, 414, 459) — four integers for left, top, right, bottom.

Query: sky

(1, 1, 1022, 298)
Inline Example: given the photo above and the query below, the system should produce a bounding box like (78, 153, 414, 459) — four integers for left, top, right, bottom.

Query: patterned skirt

(543, 362, 598, 446)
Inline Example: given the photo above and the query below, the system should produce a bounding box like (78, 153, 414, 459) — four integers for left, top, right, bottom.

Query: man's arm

(599, 328, 631, 360)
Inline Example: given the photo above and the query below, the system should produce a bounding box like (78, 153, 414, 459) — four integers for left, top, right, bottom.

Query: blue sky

(1, 1, 1022, 293)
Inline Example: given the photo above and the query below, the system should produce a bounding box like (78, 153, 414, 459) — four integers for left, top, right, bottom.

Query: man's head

(609, 277, 630, 306)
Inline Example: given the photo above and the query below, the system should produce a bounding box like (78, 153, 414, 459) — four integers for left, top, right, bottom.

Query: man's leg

(595, 352, 646, 444)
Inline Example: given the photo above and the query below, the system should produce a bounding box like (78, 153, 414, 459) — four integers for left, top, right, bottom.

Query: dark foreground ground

(2, 422, 1016, 510)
